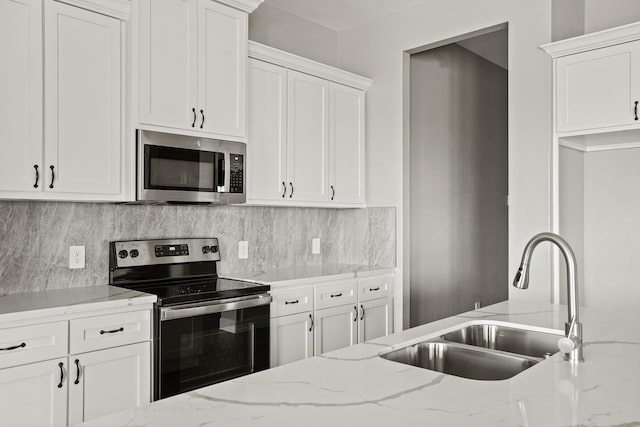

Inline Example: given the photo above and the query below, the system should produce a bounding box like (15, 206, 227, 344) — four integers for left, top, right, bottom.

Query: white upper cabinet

(0, 0, 42, 194)
(556, 41, 640, 133)
(247, 42, 371, 208)
(138, 0, 198, 131)
(44, 0, 122, 195)
(248, 59, 288, 201)
(329, 83, 365, 205)
(138, 0, 249, 140)
(287, 70, 330, 203)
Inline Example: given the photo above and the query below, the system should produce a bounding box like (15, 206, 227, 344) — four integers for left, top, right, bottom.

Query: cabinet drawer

(358, 274, 394, 302)
(315, 279, 357, 309)
(70, 310, 151, 354)
(0, 321, 68, 369)
(270, 287, 314, 317)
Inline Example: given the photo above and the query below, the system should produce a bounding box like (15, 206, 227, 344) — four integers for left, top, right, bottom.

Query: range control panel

(112, 238, 220, 268)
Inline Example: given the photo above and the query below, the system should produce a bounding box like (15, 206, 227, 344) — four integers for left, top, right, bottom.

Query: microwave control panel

(229, 154, 244, 193)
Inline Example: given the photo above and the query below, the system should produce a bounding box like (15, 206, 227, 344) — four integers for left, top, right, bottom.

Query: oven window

(158, 305, 269, 399)
(145, 145, 224, 192)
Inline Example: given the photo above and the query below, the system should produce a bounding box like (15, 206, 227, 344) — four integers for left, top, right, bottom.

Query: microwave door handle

(224, 151, 230, 192)
(217, 153, 226, 192)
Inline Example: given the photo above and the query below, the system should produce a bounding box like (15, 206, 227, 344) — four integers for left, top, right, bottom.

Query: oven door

(137, 129, 246, 204)
(157, 294, 271, 400)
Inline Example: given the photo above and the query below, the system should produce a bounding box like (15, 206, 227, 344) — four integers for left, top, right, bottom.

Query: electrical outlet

(312, 238, 321, 255)
(69, 245, 85, 269)
(238, 241, 249, 259)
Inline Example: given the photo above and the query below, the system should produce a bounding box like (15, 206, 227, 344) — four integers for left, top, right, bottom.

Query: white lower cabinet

(314, 304, 358, 355)
(359, 297, 393, 343)
(270, 312, 313, 368)
(69, 342, 151, 425)
(0, 357, 68, 427)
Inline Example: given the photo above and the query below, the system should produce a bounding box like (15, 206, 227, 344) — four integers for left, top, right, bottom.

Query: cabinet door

(358, 297, 393, 343)
(247, 59, 288, 201)
(329, 83, 365, 204)
(556, 40, 640, 132)
(68, 342, 151, 425)
(287, 70, 329, 202)
(0, 0, 43, 193)
(314, 304, 358, 355)
(139, 0, 198, 130)
(0, 358, 68, 427)
(44, 0, 121, 195)
(270, 312, 313, 368)
(198, 0, 247, 137)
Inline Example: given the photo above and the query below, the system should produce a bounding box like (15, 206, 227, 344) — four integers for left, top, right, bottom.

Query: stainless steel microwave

(137, 130, 246, 204)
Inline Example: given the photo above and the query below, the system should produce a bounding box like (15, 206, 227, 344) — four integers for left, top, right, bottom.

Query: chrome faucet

(513, 232, 584, 362)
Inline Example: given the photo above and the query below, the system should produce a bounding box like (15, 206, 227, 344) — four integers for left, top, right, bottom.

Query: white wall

(584, 0, 640, 33)
(336, 0, 554, 327)
(552, 0, 585, 41)
(249, 2, 339, 67)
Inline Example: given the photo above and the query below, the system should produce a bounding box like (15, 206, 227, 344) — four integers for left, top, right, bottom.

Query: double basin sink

(380, 322, 563, 380)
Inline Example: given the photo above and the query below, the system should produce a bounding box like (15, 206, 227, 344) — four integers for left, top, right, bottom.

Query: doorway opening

(402, 24, 509, 328)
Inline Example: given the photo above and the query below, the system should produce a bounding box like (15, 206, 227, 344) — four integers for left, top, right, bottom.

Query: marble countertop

(80, 299, 640, 426)
(221, 263, 395, 288)
(0, 285, 157, 324)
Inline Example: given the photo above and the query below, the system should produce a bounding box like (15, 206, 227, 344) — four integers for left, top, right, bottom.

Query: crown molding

(249, 41, 372, 91)
(542, 21, 640, 58)
(215, 0, 263, 13)
(56, 0, 130, 20)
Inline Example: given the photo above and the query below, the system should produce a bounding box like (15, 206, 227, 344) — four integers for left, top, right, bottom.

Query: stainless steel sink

(380, 340, 538, 380)
(441, 323, 562, 359)
(379, 322, 563, 380)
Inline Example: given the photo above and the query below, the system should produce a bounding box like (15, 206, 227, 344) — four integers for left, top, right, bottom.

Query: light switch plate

(312, 238, 321, 255)
(238, 241, 249, 259)
(69, 246, 85, 269)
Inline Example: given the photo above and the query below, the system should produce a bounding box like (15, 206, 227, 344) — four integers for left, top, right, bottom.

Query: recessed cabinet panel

(198, 0, 247, 137)
(287, 70, 329, 202)
(557, 40, 640, 132)
(0, 0, 43, 193)
(359, 297, 393, 343)
(139, 0, 198, 130)
(270, 313, 313, 367)
(248, 59, 288, 201)
(44, 0, 121, 195)
(329, 83, 365, 204)
(0, 358, 68, 427)
(315, 305, 358, 355)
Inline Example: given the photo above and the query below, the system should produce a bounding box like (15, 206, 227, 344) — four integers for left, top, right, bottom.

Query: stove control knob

(202, 246, 211, 254)
(130, 249, 139, 258)
(211, 245, 219, 253)
(118, 250, 128, 259)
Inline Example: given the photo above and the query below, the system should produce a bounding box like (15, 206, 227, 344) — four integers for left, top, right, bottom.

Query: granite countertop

(221, 263, 395, 287)
(79, 299, 640, 426)
(0, 285, 157, 323)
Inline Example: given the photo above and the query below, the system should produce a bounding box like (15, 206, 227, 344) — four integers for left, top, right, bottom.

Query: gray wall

(0, 202, 395, 295)
(408, 44, 508, 326)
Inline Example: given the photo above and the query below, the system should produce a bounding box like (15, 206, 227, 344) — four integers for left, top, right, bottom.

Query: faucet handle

(558, 335, 581, 353)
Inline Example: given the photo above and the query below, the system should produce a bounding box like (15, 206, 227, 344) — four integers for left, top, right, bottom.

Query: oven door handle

(160, 294, 272, 321)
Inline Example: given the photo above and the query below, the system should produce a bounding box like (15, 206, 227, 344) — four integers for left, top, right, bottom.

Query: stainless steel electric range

(108, 238, 271, 400)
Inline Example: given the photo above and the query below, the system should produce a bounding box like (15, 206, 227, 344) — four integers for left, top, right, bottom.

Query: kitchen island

(80, 300, 640, 426)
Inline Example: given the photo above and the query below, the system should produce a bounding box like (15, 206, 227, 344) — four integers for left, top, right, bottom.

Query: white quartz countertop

(79, 299, 640, 426)
(0, 285, 157, 323)
(221, 263, 394, 287)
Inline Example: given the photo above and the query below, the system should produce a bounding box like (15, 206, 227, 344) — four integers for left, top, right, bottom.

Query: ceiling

(263, 0, 430, 32)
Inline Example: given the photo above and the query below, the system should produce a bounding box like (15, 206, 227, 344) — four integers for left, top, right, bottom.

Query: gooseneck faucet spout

(513, 232, 584, 362)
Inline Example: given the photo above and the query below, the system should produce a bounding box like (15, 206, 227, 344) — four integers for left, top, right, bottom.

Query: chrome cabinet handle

(353, 305, 357, 322)
(309, 314, 313, 332)
(282, 182, 287, 198)
(200, 109, 205, 129)
(635, 101, 638, 121)
(289, 182, 294, 198)
(74, 359, 81, 385)
(49, 165, 55, 189)
(100, 327, 124, 335)
(57, 362, 64, 389)
(33, 165, 39, 188)
(284, 300, 299, 305)
(330, 293, 342, 298)
(0, 342, 26, 351)
(192, 108, 197, 127)
(360, 304, 364, 321)
(330, 185, 335, 201)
